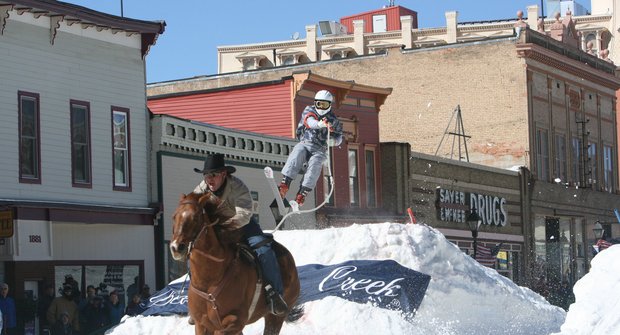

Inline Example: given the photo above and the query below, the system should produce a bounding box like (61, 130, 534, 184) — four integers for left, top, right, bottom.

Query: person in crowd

(81, 295, 108, 333)
(78, 285, 97, 313)
(124, 293, 143, 317)
(125, 276, 139, 306)
(37, 283, 56, 335)
(63, 275, 80, 304)
(192, 153, 288, 315)
(140, 285, 151, 301)
(50, 311, 73, 335)
(107, 290, 124, 326)
(47, 284, 79, 334)
(0, 283, 17, 335)
(277, 89, 343, 207)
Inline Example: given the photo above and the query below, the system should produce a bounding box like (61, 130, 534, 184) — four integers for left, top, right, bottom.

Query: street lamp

(467, 209, 482, 259)
(593, 221, 604, 240)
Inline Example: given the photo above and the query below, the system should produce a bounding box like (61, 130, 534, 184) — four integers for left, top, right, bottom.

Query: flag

(597, 239, 612, 252)
(475, 244, 497, 267)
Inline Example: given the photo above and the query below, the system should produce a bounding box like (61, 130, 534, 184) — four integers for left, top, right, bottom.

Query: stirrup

(265, 284, 288, 316)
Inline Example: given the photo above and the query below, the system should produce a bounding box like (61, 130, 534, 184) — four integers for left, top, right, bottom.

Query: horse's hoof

(188, 315, 195, 325)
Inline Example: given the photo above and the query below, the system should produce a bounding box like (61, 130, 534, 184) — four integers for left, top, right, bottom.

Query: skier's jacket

(296, 105, 343, 147)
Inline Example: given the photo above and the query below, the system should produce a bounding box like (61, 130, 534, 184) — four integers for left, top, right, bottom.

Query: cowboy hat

(193, 153, 236, 174)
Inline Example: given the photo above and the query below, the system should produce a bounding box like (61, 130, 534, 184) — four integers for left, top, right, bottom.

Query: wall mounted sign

(0, 210, 14, 238)
(436, 188, 508, 227)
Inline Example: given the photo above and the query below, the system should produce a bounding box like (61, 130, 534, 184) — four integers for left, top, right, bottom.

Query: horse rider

(192, 153, 288, 316)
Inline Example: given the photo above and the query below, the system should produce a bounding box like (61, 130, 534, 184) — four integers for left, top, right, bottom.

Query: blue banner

(140, 260, 431, 320)
(297, 260, 430, 320)
(140, 276, 189, 316)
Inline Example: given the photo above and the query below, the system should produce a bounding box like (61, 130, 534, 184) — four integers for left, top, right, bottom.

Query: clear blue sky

(62, 0, 588, 83)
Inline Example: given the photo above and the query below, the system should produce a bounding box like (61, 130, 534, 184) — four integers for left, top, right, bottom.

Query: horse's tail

(286, 304, 305, 323)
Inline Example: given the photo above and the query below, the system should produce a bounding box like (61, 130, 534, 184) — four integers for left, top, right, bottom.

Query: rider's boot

(258, 252, 288, 316)
(248, 235, 289, 316)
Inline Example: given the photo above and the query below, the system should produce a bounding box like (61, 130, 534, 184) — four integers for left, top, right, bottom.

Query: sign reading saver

(140, 260, 431, 321)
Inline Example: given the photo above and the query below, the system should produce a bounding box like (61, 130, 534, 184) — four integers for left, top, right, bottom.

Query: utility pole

(120, 0, 124, 17)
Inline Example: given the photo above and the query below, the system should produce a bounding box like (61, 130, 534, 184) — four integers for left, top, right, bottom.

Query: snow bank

(107, 223, 565, 335)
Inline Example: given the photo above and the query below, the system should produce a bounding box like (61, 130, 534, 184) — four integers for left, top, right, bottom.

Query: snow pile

(555, 245, 620, 335)
(107, 223, 566, 335)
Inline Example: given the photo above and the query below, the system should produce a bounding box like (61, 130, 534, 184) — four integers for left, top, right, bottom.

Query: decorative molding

(80, 22, 95, 29)
(15, 7, 31, 15)
(32, 10, 47, 19)
(50, 14, 63, 45)
(65, 18, 80, 26)
(0, 4, 12, 35)
(517, 44, 620, 89)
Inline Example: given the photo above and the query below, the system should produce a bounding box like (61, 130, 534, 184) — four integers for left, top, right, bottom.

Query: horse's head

(169, 192, 212, 260)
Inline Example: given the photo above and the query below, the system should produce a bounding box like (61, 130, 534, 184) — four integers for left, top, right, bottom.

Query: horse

(169, 192, 302, 335)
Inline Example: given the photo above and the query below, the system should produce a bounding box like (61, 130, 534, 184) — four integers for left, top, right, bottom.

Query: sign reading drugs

(436, 188, 508, 226)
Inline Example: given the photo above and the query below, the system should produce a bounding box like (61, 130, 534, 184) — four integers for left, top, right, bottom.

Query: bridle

(178, 198, 225, 263)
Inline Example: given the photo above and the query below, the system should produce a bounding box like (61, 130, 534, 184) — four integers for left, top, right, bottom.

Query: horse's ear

(179, 194, 186, 201)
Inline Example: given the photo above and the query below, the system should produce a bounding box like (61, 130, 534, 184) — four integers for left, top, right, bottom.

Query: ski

(264, 167, 291, 223)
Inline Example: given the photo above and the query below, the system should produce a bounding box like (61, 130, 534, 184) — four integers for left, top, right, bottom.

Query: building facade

(216, 2, 618, 73)
(0, 1, 164, 331)
(383, 143, 620, 300)
(148, 72, 393, 220)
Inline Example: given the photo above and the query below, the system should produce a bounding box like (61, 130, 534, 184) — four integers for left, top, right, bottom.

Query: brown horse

(169, 192, 301, 335)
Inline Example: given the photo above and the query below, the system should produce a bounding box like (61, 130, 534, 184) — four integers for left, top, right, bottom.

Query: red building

(340, 5, 418, 34)
(148, 72, 392, 219)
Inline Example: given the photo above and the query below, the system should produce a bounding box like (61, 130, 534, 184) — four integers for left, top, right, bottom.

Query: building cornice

(516, 40, 620, 89)
(0, 0, 165, 56)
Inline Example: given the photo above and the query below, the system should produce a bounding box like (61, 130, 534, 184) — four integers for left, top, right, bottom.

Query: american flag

(475, 244, 498, 267)
(596, 239, 612, 252)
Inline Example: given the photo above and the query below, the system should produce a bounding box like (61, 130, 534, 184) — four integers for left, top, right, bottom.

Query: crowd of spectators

(36, 275, 150, 335)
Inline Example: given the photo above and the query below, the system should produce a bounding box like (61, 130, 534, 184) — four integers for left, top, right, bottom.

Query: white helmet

(314, 90, 333, 115)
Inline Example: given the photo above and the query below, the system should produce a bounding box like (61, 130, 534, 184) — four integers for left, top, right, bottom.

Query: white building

(0, 0, 164, 330)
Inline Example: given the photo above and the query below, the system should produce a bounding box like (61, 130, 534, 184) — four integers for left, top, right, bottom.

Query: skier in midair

(278, 90, 343, 206)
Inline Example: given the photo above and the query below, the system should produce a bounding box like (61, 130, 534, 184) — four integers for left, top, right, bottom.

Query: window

(71, 101, 91, 187)
(536, 129, 549, 181)
(571, 137, 583, 186)
(281, 55, 295, 66)
(55, 264, 141, 304)
(554, 134, 567, 183)
(365, 149, 376, 207)
(18, 91, 41, 183)
(588, 142, 597, 187)
(112, 108, 131, 190)
(603, 145, 614, 192)
(348, 149, 359, 206)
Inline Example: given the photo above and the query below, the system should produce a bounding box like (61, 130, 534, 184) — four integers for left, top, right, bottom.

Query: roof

(0, 0, 166, 56)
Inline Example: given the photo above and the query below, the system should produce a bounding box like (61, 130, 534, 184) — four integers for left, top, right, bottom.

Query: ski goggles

(314, 100, 331, 110)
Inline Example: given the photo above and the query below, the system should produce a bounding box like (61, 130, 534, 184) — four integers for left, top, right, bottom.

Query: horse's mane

(183, 192, 244, 246)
